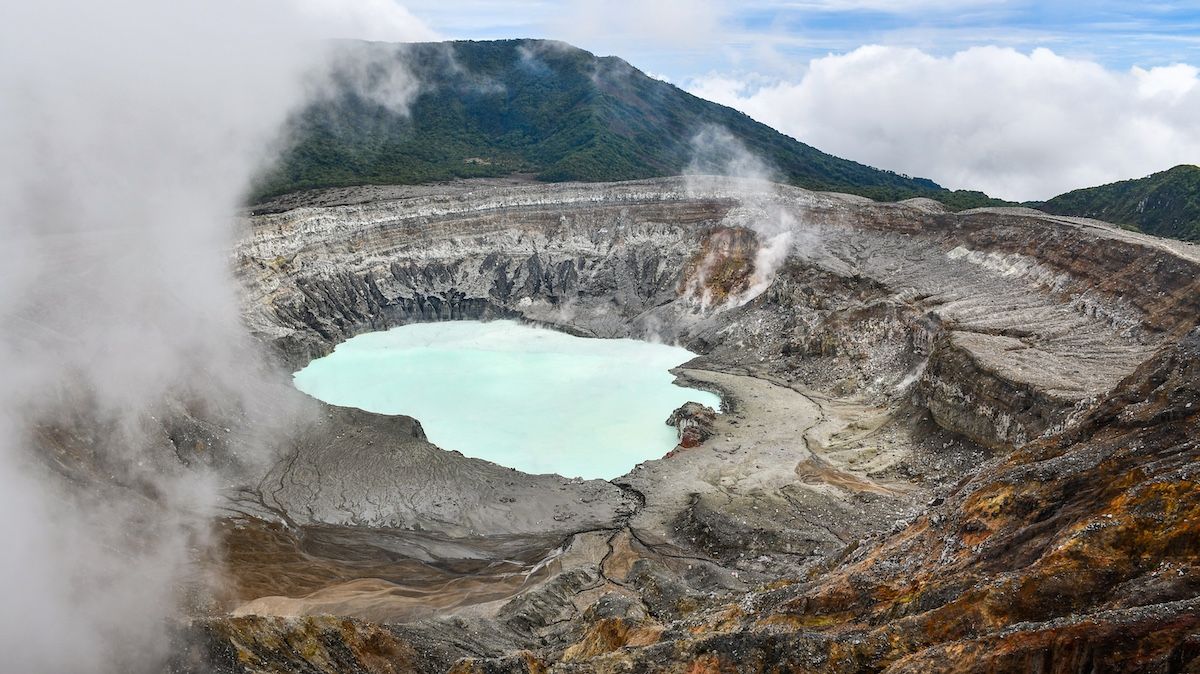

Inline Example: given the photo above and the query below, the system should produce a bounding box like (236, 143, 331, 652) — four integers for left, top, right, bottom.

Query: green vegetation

(1038, 165, 1200, 241)
(253, 39, 1007, 210)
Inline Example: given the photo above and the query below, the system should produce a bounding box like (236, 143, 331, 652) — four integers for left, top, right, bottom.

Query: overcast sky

(320, 1, 1199, 200)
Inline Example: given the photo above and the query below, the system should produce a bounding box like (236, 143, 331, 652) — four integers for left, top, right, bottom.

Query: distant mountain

(1039, 165, 1200, 242)
(253, 39, 1003, 210)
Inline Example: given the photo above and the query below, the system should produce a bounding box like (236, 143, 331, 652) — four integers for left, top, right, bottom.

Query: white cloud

(550, 0, 725, 50)
(296, 0, 439, 41)
(1134, 62, 1198, 100)
(0, 0, 435, 671)
(686, 45, 1200, 201)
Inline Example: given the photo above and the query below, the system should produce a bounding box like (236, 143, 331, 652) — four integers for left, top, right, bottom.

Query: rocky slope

(175, 176, 1200, 672)
(238, 178, 1193, 444)
(1040, 164, 1200, 242)
(493, 328, 1200, 674)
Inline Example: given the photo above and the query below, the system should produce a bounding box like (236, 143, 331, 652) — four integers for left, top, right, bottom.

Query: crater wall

(180, 177, 1200, 672)
(236, 177, 1200, 451)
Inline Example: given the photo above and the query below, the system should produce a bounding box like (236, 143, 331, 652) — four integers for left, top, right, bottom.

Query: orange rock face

(562, 617, 664, 661)
(679, 226, 759, 306)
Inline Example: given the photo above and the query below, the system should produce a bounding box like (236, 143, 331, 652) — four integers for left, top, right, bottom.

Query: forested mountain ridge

(253, 39, 1003, 210)
(1038, 164, 1200, 241)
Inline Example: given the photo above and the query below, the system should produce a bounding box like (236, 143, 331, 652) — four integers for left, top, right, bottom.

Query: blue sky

(398, 1, 1200, 82)
(344, 1, 1200, 199)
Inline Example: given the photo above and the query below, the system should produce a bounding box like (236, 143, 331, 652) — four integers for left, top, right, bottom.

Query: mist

(684, 125, 798, 309)
(0, 1, 426, 672)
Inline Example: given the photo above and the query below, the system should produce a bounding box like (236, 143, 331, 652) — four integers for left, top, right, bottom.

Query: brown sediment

(794, 454, 907, 497)
(212, 517, 562, 622)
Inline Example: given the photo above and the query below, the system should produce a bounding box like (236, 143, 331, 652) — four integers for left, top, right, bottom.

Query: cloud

(393, 0, 1200, 90)
(686, 45, 1200, 201)
(684, 126, 797, 309)
(687, 125, 778, 183)
(0, 0, 431, 671)
(295, 0, 439, 41)
(550, 0, 725, 50)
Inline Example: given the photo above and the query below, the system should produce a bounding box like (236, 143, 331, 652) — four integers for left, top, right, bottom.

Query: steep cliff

(178, 177, 1200, 673)
(237, 178, 1195, 448)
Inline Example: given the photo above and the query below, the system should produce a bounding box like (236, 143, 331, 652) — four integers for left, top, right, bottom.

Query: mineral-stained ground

(132, 176, 1200, 672)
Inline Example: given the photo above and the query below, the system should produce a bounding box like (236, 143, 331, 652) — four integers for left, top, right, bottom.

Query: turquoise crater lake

(293, 320, 721, 480)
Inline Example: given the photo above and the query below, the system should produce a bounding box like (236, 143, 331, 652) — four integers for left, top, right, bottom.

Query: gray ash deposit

(157, 176, 1200, 672)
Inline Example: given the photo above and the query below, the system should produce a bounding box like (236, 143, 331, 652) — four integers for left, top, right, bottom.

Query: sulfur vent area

(163, 177, 1200, 673)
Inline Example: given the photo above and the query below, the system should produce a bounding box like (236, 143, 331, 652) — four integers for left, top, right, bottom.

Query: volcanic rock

(665, 401, 718, 450)
(165, 176, 1200, 672)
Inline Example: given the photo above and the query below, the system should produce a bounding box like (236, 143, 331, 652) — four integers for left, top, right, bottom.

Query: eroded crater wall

(178, 177, 1200, 673)
(237, 177, 1200, 452)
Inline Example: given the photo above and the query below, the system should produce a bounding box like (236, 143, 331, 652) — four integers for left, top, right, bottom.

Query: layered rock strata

(178, 177, 1200, 672)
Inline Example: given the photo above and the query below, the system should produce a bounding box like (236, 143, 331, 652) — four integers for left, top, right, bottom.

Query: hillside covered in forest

(254, 39, 1003, 211)
(1039, 164, 1200, 241)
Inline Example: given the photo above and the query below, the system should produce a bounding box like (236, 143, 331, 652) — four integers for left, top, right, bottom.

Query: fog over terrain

(0, 1, 426, 671)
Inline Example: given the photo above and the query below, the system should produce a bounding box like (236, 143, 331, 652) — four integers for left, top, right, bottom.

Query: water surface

(293, 320, 720, 479)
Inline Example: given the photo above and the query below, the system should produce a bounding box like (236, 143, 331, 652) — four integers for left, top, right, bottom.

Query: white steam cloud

(317, 41, 426, 115)
(0, 1, 428, 672)
(685, 126, 797, 309)
(688, 46, 1200, 201)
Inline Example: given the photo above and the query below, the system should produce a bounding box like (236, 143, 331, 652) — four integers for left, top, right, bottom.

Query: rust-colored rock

(175, 615, 420, 674)
(665, 401, 718, 451)
(679, 226, 759, 306)
(562, 617, 664, 661)
(451, 651, 548, 674)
